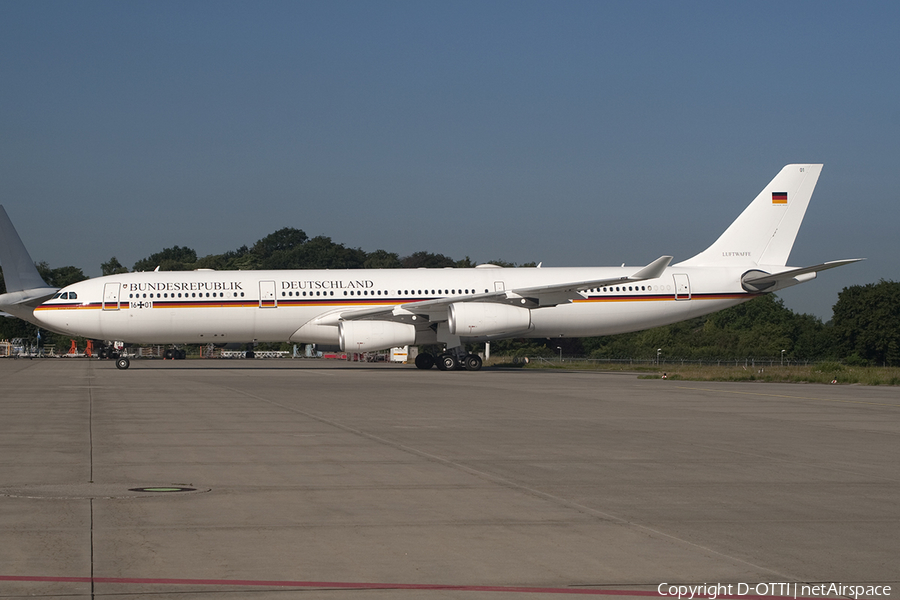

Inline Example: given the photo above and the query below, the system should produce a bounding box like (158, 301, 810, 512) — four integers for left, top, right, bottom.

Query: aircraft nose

(33, 302, 67, 331)
(33, 297, 84, 335)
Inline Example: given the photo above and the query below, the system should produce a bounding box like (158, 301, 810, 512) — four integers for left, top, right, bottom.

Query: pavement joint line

(0, 575, 857, 598)
(673, 386, 900, 408)
(687, 439, 900, 485)
(221, 384, 796, 583)
(88, 360, 96, 600)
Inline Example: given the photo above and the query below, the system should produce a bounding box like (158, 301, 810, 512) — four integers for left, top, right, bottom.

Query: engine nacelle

(448, 302, 532, 336)
(339, 320, 417, 352)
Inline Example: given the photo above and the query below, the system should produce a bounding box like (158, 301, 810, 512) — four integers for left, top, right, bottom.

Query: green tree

(278, 236, 367, 269)
(251, 228, 308, 269)
(133, 246, 197, 272)
(101, 256, 129, 275)
(581, 295, 828, 361)
(831, 280, 900, 366)
(36, 262, 88, 288)
(363, 249, 402, 269)
(401, 251, 456, 268)
(194, 246, 255, 270)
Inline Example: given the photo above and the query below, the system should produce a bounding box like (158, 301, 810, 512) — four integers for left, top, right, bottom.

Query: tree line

(1, 226, 896, 365)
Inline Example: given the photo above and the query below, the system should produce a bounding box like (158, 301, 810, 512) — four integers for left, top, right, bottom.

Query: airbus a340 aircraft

(0, 164, 860, 371)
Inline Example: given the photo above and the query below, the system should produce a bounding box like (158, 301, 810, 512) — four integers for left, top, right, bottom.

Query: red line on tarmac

(0, 575, 827, 599)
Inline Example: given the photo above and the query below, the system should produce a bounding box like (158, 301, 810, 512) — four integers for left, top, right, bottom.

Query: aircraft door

(102, 283, 121, 311)
(673, 274, 691, 300)
(259, 280, 277, 308)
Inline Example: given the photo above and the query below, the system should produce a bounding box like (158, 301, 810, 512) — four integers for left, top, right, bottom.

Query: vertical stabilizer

(0, 205, 51, 292)
(0, 205, 57, 323)
(678, 164, 822, 267)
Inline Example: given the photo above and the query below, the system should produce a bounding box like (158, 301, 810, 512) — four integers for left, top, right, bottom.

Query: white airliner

(1, 164, 860, 370)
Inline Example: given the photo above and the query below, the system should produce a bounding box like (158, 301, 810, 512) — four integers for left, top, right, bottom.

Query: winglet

(628, 255, 673, 281)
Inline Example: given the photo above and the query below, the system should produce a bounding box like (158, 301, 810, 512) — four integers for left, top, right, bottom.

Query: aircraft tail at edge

(678, 164, 823, 268)
(0, 205, 58, 322)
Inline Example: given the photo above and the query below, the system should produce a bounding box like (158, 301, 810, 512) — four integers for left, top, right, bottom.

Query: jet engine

(448, 302, 532, 337)
(339, 320, 417, 352)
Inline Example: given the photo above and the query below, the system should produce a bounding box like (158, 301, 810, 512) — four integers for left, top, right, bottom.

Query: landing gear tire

(177, 349, 186, 360)
(414, 352, 435, 370)
(437, 353, 459, 371)
(164, 348, 175, 360)
(464, 354, 483, 371)
(115, 357, 130, 370)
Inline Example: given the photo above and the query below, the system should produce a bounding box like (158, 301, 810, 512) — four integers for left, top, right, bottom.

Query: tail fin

(678, 164, 823, 267)
(0, 205, 51, 293)
(0, 205, 57, 322)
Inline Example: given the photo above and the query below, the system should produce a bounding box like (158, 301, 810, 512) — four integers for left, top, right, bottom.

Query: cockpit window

(69, 292, 77, 299)
(60, 292, 68, 299)
(52, 293, 61, 299)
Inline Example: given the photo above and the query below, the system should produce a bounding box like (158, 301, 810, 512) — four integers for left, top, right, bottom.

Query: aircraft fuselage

(33, 265, 752, 345)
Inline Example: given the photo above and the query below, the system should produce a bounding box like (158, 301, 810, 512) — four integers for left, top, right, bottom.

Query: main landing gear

(415, 351, 482, 371)
(163, 348, 187, 360)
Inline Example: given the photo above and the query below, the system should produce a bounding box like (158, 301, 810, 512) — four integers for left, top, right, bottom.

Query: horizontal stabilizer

(741, 259, 864, 292)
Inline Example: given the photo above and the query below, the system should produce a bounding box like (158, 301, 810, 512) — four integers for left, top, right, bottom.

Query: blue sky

(2, 1, 897, 319)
